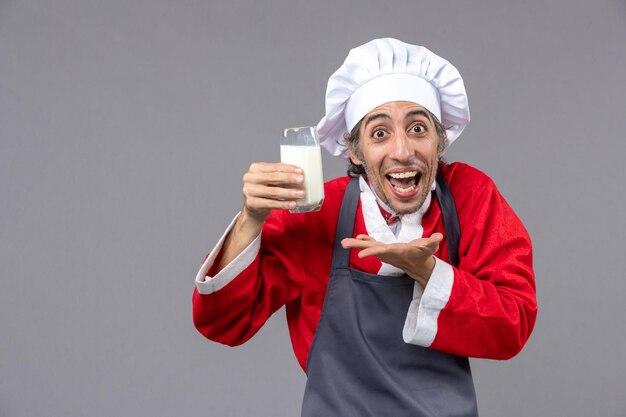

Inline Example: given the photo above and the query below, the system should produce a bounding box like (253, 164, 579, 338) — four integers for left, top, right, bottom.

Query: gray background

(1, 0, 625, 416)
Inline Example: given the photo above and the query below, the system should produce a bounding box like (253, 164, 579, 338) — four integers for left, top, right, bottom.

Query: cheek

(361, 146, 385, 168)
(419, 145, 434, 159)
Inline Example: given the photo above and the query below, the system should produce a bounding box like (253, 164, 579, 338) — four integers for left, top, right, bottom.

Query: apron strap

(331, 177, 360, 269)
(435, 171, 461, 267)
(331, 173, 461, 269)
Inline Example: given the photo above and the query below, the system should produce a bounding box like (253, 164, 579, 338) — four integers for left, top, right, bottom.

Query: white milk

(280, 145, 325, 212)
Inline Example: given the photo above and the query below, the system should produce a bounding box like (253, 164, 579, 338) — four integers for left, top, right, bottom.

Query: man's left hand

(341, 233, 443, 287)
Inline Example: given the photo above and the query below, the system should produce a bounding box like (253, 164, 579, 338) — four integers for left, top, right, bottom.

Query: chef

(193, 38, 537, 417)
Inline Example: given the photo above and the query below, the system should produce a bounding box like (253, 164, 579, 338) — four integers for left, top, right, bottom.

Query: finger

(249, 162, 303, 174)
(244, 183, 305, 201)
(356, 247, 378, 259)
(422, 233, 443, 252)
(408, 233, 443, 248)
(244, 170, 305, 187)
(357, 243, 403, 259)
(246, 196, 297, 211)
(341, 238, 381, 250)
(355, 234, 376, 241)
(429, 232, 444, 243)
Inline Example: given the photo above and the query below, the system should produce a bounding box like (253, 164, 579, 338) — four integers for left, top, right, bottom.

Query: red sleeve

(192, 211, 304, 346)
(191, 177, 348, 350)
(430, 164, 537, 359)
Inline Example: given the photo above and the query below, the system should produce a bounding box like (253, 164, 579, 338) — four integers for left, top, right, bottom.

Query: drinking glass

(280, 126, 325, 213)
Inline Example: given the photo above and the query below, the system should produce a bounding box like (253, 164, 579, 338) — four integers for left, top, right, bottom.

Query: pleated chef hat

(317, 38, 470, 160)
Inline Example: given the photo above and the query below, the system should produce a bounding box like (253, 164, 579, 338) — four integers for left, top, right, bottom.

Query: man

(193, 38, 537, 417)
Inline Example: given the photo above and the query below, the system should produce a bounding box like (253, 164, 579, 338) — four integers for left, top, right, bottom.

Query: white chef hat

(317, 38, 470, 160)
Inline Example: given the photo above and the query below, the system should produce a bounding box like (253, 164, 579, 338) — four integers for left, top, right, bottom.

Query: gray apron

(301, 175, 478, 417)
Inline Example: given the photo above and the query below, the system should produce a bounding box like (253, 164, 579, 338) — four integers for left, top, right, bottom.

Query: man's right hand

(241, 162, 305, 225)
(216, 162, 305, 272)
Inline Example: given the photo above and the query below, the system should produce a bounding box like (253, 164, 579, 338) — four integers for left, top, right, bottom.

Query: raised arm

(216, 162, 304, 271)
(192, 161, 307, 346)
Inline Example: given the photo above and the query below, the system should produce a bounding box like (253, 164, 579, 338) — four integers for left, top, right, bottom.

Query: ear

(348, 146, 363, 166)
(438, 132, 448, 159)
(344, 132, 363, 166)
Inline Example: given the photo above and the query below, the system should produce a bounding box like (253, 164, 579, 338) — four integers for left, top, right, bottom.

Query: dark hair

(344, 109, 448, 177)
(345, 123, 366, 177)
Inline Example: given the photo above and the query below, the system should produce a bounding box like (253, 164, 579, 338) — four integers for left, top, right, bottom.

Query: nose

(390, 132, 412, 161)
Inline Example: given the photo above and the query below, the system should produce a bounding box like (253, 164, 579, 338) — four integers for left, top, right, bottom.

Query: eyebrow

(363, 109, 433, 130)
(363, 112, 390, 129)
(405, 109, 433, 122)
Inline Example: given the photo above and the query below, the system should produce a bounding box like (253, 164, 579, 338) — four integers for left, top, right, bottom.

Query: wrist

(409, 256, 436, 286)
(424, 255, 436, 278)
(237, 208, 266, 237)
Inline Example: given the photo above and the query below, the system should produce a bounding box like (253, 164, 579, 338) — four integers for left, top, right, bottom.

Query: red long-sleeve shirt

(193, 162, 537, 371)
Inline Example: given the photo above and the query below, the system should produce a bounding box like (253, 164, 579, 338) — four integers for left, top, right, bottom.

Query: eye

(371, 129, 388, 139)
(411, 124, 426, 134)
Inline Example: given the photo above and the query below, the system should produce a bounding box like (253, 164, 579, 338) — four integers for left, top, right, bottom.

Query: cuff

(402, 257, 454, 347)
(194, 212, 261, 295)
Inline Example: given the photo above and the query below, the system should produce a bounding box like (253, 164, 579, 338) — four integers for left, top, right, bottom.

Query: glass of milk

(281, 126, 325, 213)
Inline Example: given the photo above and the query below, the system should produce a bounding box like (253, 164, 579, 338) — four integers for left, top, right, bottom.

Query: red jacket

(193, 162, 537, 371)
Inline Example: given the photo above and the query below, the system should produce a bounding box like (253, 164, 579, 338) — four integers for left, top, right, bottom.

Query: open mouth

(386, 170, 421, 194)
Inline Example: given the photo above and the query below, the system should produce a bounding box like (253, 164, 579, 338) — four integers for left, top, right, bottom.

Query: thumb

(423, 233, 443, 254)
(429, 232, 444, 243)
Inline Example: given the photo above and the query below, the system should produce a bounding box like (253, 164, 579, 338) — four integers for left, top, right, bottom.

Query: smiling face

(349, 101, 444, 215)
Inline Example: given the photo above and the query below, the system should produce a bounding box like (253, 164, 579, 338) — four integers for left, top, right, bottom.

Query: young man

(193, 38, 537, 417)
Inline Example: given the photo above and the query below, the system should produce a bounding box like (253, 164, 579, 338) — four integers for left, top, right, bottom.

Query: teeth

(388, 171, 417, 179)
(395, 185, 416, 193)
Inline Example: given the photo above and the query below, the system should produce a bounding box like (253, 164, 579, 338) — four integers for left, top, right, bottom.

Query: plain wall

(1, 1, 625, 416)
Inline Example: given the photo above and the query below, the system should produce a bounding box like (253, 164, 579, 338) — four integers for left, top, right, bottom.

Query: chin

(389, 199, 423, 215)
(385, 193, 424, 215)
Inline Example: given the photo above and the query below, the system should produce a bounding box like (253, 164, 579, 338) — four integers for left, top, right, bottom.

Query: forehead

(368, 101, 429, 114)
(361, 101, 434, 128)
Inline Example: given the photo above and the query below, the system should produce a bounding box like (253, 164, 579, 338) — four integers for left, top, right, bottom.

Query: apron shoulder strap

(331, 177, 360, 269)
(435, 171, 461, 267)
